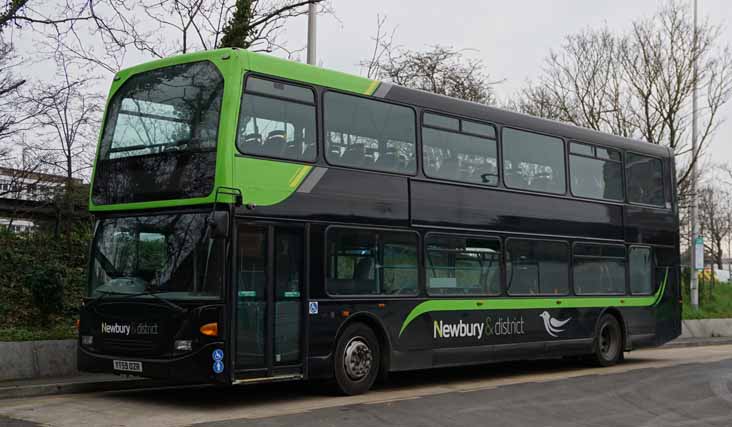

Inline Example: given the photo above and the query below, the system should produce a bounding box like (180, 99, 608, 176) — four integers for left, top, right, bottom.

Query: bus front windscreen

(91, 61, 224, 205)
(90, 213, 224, 300)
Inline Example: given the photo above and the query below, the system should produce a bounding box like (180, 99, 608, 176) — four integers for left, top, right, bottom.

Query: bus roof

(114, 48, 672, 159)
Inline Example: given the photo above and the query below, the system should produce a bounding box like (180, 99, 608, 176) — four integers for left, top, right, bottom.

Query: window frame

(568, 140, 625, 203)
(322, 89, 419, 176)
(628, 245, 655, 296)
(571, 241, 628, 296)
(504, 237, 571, 297)
(235, 73, 319, 164)
(424, 232, 503, 297)
(324, 225, 420, 298)
(624, 150, 667, 209)
(500, 126, 568, 196)
(421, 110, 499, 187)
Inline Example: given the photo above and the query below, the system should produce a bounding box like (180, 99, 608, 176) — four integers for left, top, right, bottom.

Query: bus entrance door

(233, 224, 305, 381)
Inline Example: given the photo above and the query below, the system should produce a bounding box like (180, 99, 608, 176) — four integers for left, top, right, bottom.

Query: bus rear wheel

(592, 314, 623, 366)
(334, 323, 380, 395)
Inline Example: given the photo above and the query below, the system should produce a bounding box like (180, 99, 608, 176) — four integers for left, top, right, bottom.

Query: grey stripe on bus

(372, 82, 393, 98)
(297, 167, 328, 193)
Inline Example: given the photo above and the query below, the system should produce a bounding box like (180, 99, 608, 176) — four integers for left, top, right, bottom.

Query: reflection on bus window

(626, 153, 665, 206)
(422, 113, 498, 186)
(425, 235, 501, 295)
(506, 239, 569, 295)
(326, 228, 418, 295)
(573, 244, 626, 295)
(502, 128, 566, 194)
(237, 77, 316, 162)
(569, 142, 623, 201)
(324, 92, 416, 174)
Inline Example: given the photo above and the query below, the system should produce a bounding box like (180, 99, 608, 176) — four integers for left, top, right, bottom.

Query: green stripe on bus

(398, 268, 669, 337)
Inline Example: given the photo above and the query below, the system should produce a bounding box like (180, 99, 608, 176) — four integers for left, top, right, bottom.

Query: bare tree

(698, 185, 732, 269)
(13, 0, 327, 75)
(510, 1, 732, 202)
(362, 16, 498, 104)
(23, 58, 101, 185)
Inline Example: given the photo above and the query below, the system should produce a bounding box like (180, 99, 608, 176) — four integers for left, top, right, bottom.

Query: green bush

(0, 226, 91, 340)
(681, 268, 732, 319)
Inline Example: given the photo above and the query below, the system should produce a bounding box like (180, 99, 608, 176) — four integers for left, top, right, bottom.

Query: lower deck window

(506, 239, 569, 295)
(327, 228, 417, 295)
(629, 247, 653, 295)
(573, 243, 626, 295)
(425, 235, 501, 295)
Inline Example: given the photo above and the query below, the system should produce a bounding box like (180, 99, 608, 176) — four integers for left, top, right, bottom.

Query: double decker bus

(78, 48, 681, 395)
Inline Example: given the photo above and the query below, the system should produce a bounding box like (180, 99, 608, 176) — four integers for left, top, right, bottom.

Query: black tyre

(334, 323, 380, 395)
(592, 314, 623, 366)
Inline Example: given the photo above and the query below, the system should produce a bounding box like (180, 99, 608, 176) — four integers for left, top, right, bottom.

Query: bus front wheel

(592, 314, 623, 366)
(334, 323, 380, 395)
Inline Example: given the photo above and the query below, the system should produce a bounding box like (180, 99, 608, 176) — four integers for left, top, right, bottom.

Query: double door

(233, 224, 305, 379)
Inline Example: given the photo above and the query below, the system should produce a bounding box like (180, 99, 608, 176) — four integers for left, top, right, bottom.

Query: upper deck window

(236, 77, 316, 162)
(99, 61, 224, 160)
(324, 92, 416, 174)
(502, 128, 566, 194)
(92, 61, 223, 205)
(569, 142, 623, 201)
(422, 113, 498, 186)
(626, 153, 665, 207)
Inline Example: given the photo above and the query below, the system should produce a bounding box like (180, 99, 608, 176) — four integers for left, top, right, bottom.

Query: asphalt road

(1, 345, 732, 427)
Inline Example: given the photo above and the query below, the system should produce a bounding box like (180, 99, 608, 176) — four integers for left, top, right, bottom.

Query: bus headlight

(81, 335, 93, 346)
(174, 340, 192, 351)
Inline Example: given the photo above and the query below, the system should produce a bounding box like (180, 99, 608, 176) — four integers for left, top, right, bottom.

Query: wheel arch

(598, 307, 629, 351)
(334, 311, 393, 377)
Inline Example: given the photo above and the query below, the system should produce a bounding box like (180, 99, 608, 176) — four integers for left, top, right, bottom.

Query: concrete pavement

(0, 344, 731, 426)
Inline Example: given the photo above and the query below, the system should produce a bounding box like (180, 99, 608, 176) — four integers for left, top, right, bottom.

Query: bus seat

(440, 157, 460, 180)
(265, 130, 287, 155)
(405, 157, 416, 173)
(375, 149, 398, 171)
(242, 133, 263, 154)
(341, 144, 365, 167)
(303, 143, 316, 160)
(283, 142, 300, 159)
(354, 257, 375, 280)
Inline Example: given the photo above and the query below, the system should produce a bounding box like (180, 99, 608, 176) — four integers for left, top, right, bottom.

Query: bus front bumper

(77, 342, 229, 384)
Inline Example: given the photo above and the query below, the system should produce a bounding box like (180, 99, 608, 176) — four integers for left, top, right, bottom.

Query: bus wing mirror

(207, 211, 229, 239)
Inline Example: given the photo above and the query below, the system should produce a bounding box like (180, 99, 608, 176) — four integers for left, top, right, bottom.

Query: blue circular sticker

(213, 360, 224, 374)
(212, 349, 224, 361)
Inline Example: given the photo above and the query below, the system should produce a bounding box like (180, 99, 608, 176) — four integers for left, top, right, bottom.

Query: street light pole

(690, 0, 700, 309)
(306, 1, 317, 65)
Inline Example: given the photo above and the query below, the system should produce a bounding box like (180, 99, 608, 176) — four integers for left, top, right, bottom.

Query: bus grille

(100, 338, 163, 357)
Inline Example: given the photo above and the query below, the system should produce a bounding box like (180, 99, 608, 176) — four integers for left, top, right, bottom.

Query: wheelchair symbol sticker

(212, 349, 224, 361)
(309, 301, 318, 315)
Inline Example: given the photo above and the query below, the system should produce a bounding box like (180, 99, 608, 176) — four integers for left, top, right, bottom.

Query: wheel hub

(600, 324, 616, 358)
(344, 337, 372, 381)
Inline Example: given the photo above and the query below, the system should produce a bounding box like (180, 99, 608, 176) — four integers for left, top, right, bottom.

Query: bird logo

(539, 311, 571, 338)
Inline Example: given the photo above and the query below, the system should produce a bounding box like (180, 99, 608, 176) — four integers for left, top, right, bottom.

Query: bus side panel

(624, 206, 676, 246)
(410, 181, 624, 240)
(654, 247, 682, 345)
(240, 167, 410, 226)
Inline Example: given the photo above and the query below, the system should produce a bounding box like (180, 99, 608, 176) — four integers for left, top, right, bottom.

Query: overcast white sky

(281, 0, 732, 168)
(13, 1, 732, 170)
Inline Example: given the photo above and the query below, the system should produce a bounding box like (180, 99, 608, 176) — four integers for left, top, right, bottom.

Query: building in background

(0, 167, 84, 232)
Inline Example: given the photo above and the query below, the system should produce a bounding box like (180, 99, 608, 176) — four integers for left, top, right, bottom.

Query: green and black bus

(78, 48, 681, 395)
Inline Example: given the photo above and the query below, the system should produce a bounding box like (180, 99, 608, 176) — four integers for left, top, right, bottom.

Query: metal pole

(306, 1, 317, 65)
(690, 0, 700, 309)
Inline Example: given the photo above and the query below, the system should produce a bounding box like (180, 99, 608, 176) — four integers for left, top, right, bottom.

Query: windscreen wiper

(140, 289, 187, 314)
(88, 289, 186, 314)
